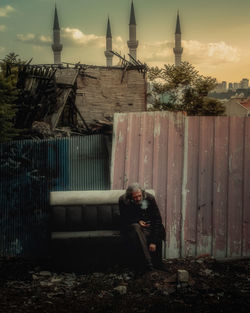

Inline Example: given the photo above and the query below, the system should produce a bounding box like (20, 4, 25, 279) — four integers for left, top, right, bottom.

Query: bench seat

(51, 230, 121, 240)
(50, 189, 155, 272)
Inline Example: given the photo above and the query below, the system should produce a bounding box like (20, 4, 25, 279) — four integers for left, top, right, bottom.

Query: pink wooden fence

(111, 112, 250, 259)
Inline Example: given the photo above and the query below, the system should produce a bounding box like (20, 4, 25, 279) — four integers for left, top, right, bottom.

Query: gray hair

(125, 183, 145, 201)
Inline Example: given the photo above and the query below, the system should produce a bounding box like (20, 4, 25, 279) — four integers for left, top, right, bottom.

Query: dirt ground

(0, 256, 249, 313)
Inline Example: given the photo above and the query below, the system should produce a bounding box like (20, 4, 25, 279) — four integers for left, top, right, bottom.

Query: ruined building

(23, 2, 184, 137)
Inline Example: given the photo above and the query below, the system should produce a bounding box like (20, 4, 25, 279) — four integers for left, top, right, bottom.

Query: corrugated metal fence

(111, 112, 250, 259)
(0, 135, 110, 257)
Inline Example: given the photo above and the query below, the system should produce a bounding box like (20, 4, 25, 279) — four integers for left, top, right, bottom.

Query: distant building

(233, 82, 240, 90)
(240, 78, 249, 89)
(213, 81, 227, 93)
(222, 81, 227, 90)
(228, 82, 233, 90)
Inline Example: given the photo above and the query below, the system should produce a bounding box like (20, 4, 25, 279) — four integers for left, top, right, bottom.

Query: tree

(0, 53, 20, 141)
(148, 62, 225, 115)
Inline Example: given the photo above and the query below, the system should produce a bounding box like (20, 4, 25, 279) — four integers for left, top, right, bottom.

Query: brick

(75, 67, 146, 125)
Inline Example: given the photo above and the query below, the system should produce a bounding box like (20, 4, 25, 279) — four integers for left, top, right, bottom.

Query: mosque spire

(129, 1, 136, 25)
(173, 11, 183, 66)
(105, 17, 113, 67)
(51, 4, 63, 64)
(175, 10, 181, 34)
(53, 4, 60, 30)
(127, 1, 138, 61)
(106, 17, 112, 38)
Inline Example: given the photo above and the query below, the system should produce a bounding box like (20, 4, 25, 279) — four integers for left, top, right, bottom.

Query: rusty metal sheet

(111, 112, 250, 259)
(165, 113, 184, 258)
(197, 117, 214, 256)
(124, 113, 142, 186)
(111, 114, 128, 189)
(138, 112, 155, 189)
(212, 117, 229, 258)
(152, 112, 169, 257)
(243, 117, 250, 256)
(227, 117, 244, 257)
(182, 116, 200, 257)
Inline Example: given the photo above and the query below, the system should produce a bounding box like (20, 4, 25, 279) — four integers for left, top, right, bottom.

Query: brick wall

(75, 67, 147, 125)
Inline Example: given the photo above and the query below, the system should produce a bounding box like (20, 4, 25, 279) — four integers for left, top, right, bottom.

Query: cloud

(17, 33, 35, 42)
(112, 36, 127, 53)
(62, 27, 105, 48)
(137, 39, 240, 67)
(183, 40, 240, 65)
(0, 25, 6, 31)
(139, 41, 173, 62)
(17, 33, 52, 46)
(0, 5, 15, 17)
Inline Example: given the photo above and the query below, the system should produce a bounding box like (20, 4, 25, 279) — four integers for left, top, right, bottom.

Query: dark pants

(124, 223, 162, 269)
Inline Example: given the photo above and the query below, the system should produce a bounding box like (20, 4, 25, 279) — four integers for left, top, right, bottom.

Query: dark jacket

(118, 192, 166, 243)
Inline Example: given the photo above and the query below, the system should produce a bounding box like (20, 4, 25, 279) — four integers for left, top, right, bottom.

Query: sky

(0, 0, 250, 82)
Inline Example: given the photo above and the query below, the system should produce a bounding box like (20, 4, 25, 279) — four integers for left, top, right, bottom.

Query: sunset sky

(1, 0, 250, 82)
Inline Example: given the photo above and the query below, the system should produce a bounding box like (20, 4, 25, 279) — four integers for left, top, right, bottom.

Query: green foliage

(0, 52, 20, 141)
(148, 62, 225, 116)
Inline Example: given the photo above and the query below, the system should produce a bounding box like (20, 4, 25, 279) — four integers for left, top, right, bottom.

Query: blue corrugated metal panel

(68, 135, 110, 190)
(0, 140, 50, 257)
(0, 134, 110, 257)
(47, 137, 70, 191)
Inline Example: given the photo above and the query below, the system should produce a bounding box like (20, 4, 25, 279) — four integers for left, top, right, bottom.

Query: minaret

(104, 17, 113, 67)
(51, 5, 63, 64)
(173, 11, 183, 66)
(127, 1, 138, 61)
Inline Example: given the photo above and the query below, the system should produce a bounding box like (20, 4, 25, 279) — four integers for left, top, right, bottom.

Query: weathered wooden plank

(165, 112, 185, 258)
(111, 114, 128, 189)
(152, 112, 169, 257)
(213, 117, 229, 258)
(197, 117, 214, 256)
(182, 117, 199, 257)
(138, 112, 155, 189)
(152, 112, 169, 225)
(243, 117, 250, 256)
(124, 113, 141, 187)
(46, 68, 79, 129)
(228, 117, 244, 257)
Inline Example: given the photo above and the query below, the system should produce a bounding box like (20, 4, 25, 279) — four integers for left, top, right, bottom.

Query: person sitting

(119, 183, 166, 272)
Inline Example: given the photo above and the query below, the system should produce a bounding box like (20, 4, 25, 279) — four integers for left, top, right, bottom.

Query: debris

(177, 270, 189, 282)
(39, 271, 52, 277)
(113, 285, 127, 295)
(0, 257, 249, 313)
(196, 259, 204, 264)
(203, 269, 213, 276)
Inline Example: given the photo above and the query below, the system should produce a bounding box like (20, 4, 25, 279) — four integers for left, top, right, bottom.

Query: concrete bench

(50, 189, 155, 272)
